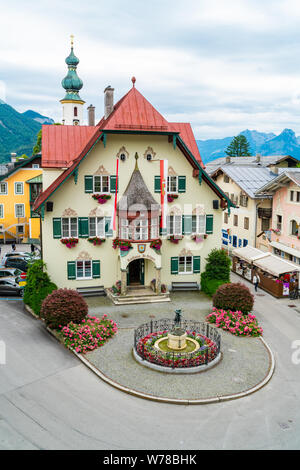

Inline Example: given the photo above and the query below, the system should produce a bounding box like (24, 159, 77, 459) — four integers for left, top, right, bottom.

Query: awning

(253, 254, 300, 277)
(270, 241, 300, 260)
(232, 246, 270, 263)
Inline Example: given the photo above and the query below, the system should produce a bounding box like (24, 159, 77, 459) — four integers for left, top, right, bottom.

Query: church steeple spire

(60, 36, 85, 125)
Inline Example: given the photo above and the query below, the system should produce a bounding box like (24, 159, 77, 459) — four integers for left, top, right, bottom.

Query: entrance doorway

(127, 259, 145, 286)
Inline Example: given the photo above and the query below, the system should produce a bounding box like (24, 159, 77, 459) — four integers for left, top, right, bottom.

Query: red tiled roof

(169, 122, 203, 167)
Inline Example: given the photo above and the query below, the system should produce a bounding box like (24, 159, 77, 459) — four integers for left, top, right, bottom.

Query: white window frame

(0, 182, 7, 195)
(178, 256, 193, 274)
(16, 224, 25, 234)
(167, 176, 178, 194)
(0, 204, 3, 219)
(150, 217, 159, 239)
(89, 217, 105, 238)
(32, 164, 40, 169)
(167, 215, 182, 236)
(192, 215, 206, 235)
(93, 175, 110, 194)
(15, 204, 25, 218)
(61, 217, 78, 238)
(133, 218, 148, 240)
(14, 182, 24, 195)
(76, 260, 92, 280)
(119, 218, 129, 239)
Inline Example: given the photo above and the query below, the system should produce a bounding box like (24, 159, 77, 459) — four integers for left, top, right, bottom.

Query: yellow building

(0, 155, 42, 244)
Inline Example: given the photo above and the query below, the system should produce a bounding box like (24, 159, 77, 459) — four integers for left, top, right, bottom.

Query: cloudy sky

(1, 0, 300, 139)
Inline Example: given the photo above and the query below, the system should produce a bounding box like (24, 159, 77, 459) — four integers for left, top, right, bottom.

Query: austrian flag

(160, 159, 168, 229)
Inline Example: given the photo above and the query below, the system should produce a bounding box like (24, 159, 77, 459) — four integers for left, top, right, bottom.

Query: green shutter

(206, 214, 213, 234)
(84, 175, 93, 193)
(53, 218, 61, 239)
(105, 217, 113, 237)
(182, 215, 192, 235)
(171, 257, 179, 275)
(193, 256, 201, 274)
(78, 217, 89, 238)
(67, 261, 76, 280)
(178, 176, 186, 193)
(154, 176, 161, 193)
(110, 175, 117, 193)
(92, 260, 101, 278)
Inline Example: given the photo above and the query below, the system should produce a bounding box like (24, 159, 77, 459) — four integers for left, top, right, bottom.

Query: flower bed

(58, 314, 118, 354)
(60, 237, 79, 248)
(136, 330, 218, 368)
(88, 237, 106, 246)
(92, 194, 111, 204)
(206, 307, 263, 337)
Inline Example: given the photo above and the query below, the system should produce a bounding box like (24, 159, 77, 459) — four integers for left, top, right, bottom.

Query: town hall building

(33, 41, 234, 303)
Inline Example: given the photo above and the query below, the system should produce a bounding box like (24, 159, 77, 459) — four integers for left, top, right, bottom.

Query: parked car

(0, 267, 26, 283)
(0, 277, 24, 297)
(2, 256, 29, 272)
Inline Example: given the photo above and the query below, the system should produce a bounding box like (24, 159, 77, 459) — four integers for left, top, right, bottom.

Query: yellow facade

(0, 165, 42, 243)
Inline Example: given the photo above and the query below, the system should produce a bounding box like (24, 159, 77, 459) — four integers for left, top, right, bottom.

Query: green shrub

(201, 249, 231, 294)
(212, 282, 254, 315)
(202, 277, 227, 296)
(41, 288, 88, 329)
(23, 260, 57, 316)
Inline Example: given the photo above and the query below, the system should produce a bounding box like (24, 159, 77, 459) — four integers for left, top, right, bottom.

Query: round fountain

(133, 309, 222, 373)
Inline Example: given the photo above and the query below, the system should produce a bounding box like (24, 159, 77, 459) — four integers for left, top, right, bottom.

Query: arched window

(291, 219, 299, 236)
(74, 107, 78, 117)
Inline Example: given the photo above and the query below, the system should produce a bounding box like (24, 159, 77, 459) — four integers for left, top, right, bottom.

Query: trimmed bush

(23, 260, 57, 316)
(41, 288, 88, 329)
(213, 282, 254, 315)
(201, 249, 231, 296)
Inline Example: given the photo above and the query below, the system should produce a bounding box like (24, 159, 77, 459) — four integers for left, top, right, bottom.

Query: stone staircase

(106, 285, 171, 305)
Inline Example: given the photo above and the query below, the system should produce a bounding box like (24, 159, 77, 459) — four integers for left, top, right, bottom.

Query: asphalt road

(1, 274, 300, 450)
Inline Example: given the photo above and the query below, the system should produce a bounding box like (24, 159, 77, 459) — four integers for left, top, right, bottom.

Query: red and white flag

(160, 159, 168, 229)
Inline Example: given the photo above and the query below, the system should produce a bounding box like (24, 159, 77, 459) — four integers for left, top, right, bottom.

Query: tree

(201, 248, 231, 296)
(225, 135, 251, 157)
(33, 129, 42, 155)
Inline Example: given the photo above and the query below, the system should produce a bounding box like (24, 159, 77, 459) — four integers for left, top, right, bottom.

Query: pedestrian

(253, 272, 260, 292)
(31, 243, 35, 254)
(12, 242, 16, 252)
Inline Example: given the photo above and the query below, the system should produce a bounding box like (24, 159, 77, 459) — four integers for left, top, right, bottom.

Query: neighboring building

(205, 154, 298, 175)
(211, 166, 286, 253)
(0, 154, 42, 244)
(256, 169, 300, 266)
(33, 59, 234, 299)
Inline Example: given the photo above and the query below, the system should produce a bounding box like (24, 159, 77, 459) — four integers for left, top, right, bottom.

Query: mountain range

(197, 129, 300, 163)
(0, 101, 53, 163)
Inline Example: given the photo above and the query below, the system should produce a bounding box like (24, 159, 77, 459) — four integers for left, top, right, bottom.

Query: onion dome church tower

(60, 36, 85, 125)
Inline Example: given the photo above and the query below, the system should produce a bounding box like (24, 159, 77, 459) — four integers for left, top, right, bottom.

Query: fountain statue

(167, 308, 187, 350)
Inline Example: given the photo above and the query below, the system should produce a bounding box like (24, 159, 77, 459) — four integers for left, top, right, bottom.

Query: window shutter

(171, 257, 179, 275)
(178, 176, 186, 193)
(53, 218, 61, 239)
(78, 217, 89, 238)
(182, 215, 192, 235)
(154, 176, 161, 193)
(110, 175, 117, 193)
(84, 176, 93, 193)
(92, 260, 101, 278)
(193, 256, 201, 273)
(243, 239, 248, 247)
(206, 214, 213, 234)
(67, 261, 76, 280)
(105, 217, 113, 237)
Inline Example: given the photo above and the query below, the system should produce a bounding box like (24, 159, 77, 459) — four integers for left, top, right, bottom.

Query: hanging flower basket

(150, 238, 162, 253)
(92, 194, 111, 204)
(112, 238, 132, 251)
(271, 228, 281, 234)
(88, 237, 106, 246)
(168, 235, 183, 244)
(60, 237, 79, 248)
(167, 194, 179, 203)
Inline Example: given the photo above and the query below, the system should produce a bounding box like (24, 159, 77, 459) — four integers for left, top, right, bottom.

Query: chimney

(256, 153, 261, 163)
(225, 156, 231, 163)
(104, 86, 114, 119)
(10, 153, 17, 163)
(87, 104, 95, 126)
(272, 166, 279, 175)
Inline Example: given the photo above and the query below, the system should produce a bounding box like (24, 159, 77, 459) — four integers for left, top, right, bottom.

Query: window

(76, 260, 92, 279)
(192, 215, 206, 234)
(224, 212, 228, 224)
(16, 225, 24, 234)
(261, 218, 270, 231)
(224, 175, 230, 183)
(234, 215, 238, 227)
(93, 175, 110, 193)
(150, 218, 159, 239)
(167, 215, 182, 236)
(167, 176, 178, 193)
(133, 219, 148, 240)
(89, 217, 105, 238)
(74, 107, 78, 117)
(291, 220, 299, 236)
(0, 182, 7, 194)
(244, 217, 249, 230)
(240, 194, 248, 207)
(15, 204, 25, 218)
(178, 256, 193, 274)
(277, 215, 282, 231)
(62, 217, 78, 238)
(14, 182, 24, 195)
(0, 204, 3, 219)
(290, 191, 294, 202)
(119, 218, 129, 239)
(32, 164, 40, 169)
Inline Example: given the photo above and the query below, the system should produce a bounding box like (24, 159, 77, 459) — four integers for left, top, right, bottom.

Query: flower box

(87, 237, 106, 246)
(60, 237, 79, 248)
(112, 238, 132, 251)
(150, 238, 162, 253)
(92, 194, 111, 204)
(167, 235, 183, 244)
(167, 194, 179, 203)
